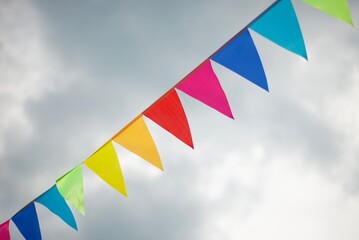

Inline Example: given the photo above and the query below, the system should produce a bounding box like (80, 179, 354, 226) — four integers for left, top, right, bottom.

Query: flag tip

(122, 191, 128, 198)
(264, 85, 270, 92)
(303, 52, 308, 61)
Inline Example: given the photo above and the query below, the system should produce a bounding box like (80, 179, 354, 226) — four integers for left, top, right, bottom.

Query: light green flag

(302, 0, 353, 25)
(56, 164, 85, 215)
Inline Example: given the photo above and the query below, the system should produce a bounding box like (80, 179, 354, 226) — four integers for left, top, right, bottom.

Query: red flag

(144, 89, 194, 148)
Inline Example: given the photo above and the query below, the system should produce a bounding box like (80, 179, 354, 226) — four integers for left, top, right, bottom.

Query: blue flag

(12, 202, 42, 240)
(249, 0, 307, 59)
(36, 185, 78, 230)
(211, 28, 268, 91)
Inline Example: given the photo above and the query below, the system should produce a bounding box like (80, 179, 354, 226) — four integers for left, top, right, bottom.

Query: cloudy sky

(1, 0, 359, 239)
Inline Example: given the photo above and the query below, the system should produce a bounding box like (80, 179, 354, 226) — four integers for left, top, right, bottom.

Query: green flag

(56, 164, 85, 215)
(303, 0, 353, 25)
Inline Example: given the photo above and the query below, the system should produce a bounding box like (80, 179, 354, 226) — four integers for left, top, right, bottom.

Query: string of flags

(0, 0, 354, 239)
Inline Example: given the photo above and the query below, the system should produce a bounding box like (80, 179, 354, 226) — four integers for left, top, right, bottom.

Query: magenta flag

(176, 59, 233, 119)
(0, 220, 10, 240)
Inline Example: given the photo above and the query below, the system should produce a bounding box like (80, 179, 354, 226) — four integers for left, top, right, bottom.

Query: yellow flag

(112, 115, 163, 170)
(85, 141, 127, 197)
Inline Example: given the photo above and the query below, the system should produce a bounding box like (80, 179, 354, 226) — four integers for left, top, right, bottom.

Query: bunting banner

(85, 141, 127, 196)
(12, 203, 42, 240)
(56, 164, 85, 215)
(1, 0, 354, 238)
(112, 115, 163, 170)
(36, 185, 78, 230)
(302, 0, 353, 25)
(0, 220, 10, 240)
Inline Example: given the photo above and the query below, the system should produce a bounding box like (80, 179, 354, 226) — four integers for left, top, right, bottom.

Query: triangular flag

(0, 220, 10, 240)
(302, 0, 353, 25)
(211, 29, 268, 91)
(36, 185, 78, 230)
(12, 203, 41, 240)
(176, 59, 234, 118)
(85, 141, 127, 196)
(143, 89, 194, 148)
(249, 0, 307, 59)
(56, 164, 85, 215)
(112, 115, 163, 170)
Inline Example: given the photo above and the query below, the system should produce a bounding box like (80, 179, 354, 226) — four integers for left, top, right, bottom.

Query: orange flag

(85, 141, 127, 196)
(112, 115, 163, 170)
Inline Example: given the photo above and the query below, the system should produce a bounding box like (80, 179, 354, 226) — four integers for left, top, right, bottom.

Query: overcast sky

(1, 0, 359, 239)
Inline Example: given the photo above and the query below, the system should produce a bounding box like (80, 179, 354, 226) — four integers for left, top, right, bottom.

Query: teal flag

(36, 185, 78, 230)
(250, 0, 307, 59)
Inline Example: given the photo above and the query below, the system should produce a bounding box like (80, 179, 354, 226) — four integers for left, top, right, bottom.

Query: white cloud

(197, 152, 359, 240)
(240, 157, 359, 240)
(0, 0, 59, 154)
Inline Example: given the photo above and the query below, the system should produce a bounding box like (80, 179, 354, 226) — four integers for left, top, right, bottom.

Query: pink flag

(176, 59, 234, 119)
(0, 220, 10, 240)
